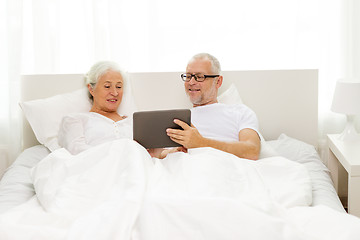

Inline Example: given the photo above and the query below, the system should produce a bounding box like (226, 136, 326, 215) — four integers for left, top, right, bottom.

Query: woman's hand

(147, 148, 164, 158)
(164, 146, 187, 155)
(147, 146, 187, 159)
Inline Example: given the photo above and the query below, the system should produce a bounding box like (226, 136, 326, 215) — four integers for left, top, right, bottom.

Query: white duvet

(0, 139, 359, 240)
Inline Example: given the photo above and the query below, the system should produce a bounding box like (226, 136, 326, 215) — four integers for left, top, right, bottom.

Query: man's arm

(166, 119, 260, 160)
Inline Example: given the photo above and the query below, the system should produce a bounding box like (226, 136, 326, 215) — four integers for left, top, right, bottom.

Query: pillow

(268, 134, 319, 163)
(20, 80, 137, 152)
(267, 134, 328, 171)
(259, 139, 279, 159)
(218, 83, 243, 105)
(20, 88, 91, 151)
(218, 83, 277, 159)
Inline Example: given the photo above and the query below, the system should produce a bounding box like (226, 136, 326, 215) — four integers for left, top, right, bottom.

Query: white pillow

(259, 138, 279, 159)
(218, 83, 243, 104)
(267, 134, 328, 171)
(20, 82, 137, 152)
(218, 83, 277, 159)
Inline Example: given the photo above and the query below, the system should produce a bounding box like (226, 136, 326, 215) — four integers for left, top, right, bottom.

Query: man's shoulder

(191, 103, 253, 115)
(217, 102, 252, 112)
(192, 102, 245, 110)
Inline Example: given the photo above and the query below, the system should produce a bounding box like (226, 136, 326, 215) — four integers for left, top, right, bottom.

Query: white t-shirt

(58, 112, 132, 155)
(191, 103, 259, 142)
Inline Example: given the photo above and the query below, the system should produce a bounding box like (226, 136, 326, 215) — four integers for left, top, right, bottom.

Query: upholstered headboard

(20, 69, 318, 150)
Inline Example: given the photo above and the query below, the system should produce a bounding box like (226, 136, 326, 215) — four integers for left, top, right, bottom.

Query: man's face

(185, 58, 221, 107)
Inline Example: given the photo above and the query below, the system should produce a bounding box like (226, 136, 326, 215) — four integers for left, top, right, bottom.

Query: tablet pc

(133, 109, 191, 149)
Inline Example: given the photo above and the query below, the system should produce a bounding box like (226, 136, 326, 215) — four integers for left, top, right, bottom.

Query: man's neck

(193, 99, 218, 107)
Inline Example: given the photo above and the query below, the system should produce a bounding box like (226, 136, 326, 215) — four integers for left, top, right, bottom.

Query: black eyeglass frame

(180, 73, 220, 82)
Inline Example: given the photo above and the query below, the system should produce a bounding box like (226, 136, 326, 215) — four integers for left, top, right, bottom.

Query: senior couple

(58, 53, 261, 160)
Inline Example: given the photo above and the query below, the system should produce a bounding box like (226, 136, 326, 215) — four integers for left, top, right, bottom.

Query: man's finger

(173, 119, 190, 130)
(166, 128, 183, 135)
(168, 132, 183, 141)
(169, 136, 182, 145)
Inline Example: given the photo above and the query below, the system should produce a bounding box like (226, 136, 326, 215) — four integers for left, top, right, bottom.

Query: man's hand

(166, 119, 204, 149)
(167, 119, 260, 160)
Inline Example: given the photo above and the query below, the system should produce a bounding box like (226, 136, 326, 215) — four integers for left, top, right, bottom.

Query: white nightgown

(58, 112, 132, 154)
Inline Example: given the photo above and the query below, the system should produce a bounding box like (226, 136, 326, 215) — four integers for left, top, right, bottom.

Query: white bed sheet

(0, 135, 344, 215)
(0, 138, 359, 240)
(0, 145, 49, 213)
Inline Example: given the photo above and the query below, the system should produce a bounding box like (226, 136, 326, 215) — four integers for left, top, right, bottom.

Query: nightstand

(327, 134, 360, 217)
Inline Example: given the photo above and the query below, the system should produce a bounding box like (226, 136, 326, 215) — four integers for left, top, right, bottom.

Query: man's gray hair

(85, 61, 126, 102)
(188, 53, 221, 74)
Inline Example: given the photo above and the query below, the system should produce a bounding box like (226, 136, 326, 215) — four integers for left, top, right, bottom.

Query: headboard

(20, 69, 318, 150)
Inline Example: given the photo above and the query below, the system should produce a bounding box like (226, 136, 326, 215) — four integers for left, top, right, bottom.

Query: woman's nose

(110, 87, 118, 96)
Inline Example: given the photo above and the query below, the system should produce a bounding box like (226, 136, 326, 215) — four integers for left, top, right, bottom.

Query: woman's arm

(58, 115, 91, 155)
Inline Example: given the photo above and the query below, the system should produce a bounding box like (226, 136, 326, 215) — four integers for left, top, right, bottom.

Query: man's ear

(216, 76, 223, 88)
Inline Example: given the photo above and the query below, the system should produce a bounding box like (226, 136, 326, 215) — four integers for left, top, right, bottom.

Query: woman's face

(88, 70, 124, 113)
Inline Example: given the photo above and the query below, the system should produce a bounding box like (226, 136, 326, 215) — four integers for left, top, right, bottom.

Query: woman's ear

(87, 84, 94, 96)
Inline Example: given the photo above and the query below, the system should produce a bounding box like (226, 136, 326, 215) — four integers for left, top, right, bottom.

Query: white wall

(352, 0, 360, 79)
(0, 145, 9, 178)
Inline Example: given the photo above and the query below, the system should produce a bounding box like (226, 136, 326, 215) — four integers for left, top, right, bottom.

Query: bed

(0, 69, 359, 239)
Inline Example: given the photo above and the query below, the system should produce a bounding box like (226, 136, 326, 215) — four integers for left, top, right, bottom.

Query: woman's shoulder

(61, 112, 93, 123)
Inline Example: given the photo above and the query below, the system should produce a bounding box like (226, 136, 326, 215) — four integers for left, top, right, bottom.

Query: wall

(353, 1, 360, 80)
(0, 145, 8, 178)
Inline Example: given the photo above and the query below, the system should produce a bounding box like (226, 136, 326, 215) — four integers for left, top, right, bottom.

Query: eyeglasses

(181, 73, 220, 82)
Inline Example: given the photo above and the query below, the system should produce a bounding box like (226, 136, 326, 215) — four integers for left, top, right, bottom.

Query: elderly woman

(58, 61, 132, 155)
(58, 61, 177, 157)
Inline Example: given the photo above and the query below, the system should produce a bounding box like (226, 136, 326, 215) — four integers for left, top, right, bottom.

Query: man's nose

(188, 75, 197, 84)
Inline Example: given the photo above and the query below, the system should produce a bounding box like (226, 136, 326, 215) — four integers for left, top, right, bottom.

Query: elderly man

(166, 53, 261, 160)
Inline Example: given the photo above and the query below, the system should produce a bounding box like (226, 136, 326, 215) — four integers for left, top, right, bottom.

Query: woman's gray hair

(188, 53, 221, 74)
(85, 61, 126, 102)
